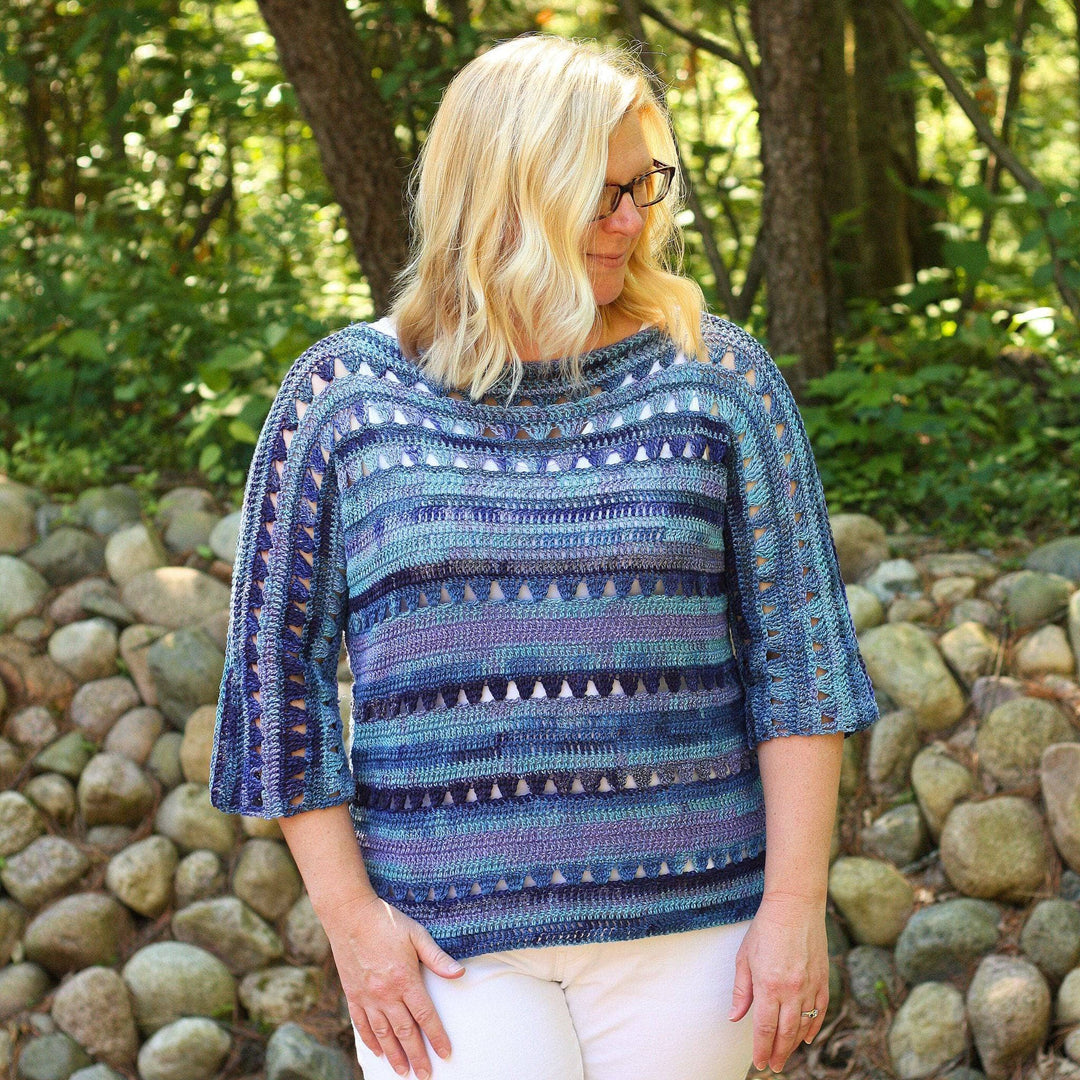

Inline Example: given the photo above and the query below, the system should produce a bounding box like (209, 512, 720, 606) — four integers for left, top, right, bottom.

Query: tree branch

(639, 3, 760, 97)
(886, 0, 1080, 322)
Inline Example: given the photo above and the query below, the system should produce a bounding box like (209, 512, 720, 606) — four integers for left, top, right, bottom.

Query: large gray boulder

(828, 857, 914, 947)
(858, 623, 965, 732)
(51, 966, 138, 1068)
(966, 955, 1051, 1080)
(939, 797, 1050, 902)
(887, 981, 967, 1079)
(135, 1018, 231, 1080)
(121, 941, 236, 1035)
(171, 897, 283, 975)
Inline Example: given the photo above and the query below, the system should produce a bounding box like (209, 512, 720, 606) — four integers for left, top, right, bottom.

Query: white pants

(353, 919, 755, 1080)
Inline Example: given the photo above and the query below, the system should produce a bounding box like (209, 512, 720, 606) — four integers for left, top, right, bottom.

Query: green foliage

(0, 203, 330, 492)
(802, 297, 1080, 548)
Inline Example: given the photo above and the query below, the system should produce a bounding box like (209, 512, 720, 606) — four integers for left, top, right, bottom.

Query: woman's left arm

(703, 317, 880, 1073)
(729, 731, 844, 1073)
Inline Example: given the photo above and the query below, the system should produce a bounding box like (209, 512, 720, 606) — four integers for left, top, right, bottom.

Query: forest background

(1, 0, 1078, 551)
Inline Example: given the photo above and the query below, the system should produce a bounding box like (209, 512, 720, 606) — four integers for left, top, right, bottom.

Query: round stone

(179, 705, 215, 785)
(867, 709, 920, 798)
(859, 804, 927, 868)
(146, 628, 224, 727)
(911, 746, 975, 841)
(50, 966, 138, 1067)
(22, 774, 76, 825)
(232, 839, 302, 922)
(967, 954, 1051, 1080)
(938, 621, 997, 689)
(104, 524, 167, 589)
(828, 857, 915, 947)
(0, 555, 50, 629)
(102, 707, 164, 765)
(238, 965, 321, 1026)
(283, 894, 330, 965)
(1042, 743, 1080, 874)
(47, 619, 119, 683)
(69, 677, 140, 742)
(0, 963, 51, 1020)
(4, 706, 60, 751)
(173, 850, 226, 908)
(0, 790, 46, 856)
(894, 899, 1000, 984)
(120, 567, 229, 631)
(23, 527, 106, 587)
(121, 941, 236, 1035)
(976, 697, 1076, 788)
(0, 836, 90, 908)
(76, 752, 154, 827)
(23, 893, 132, 976)
(858, 622, 965, 732)
(1019, 899, 1080, 984)
(846, 945, 900, 1014)
(887, 982, 967, 1080)
(15, 1032, 92, 1080)
(155, 783, 236, 856)
(1014, 624, 1075, 677)
(105, 835, 179, 918)
(940, 797, 1051, 902)
(171, 896, 284, 975)
(136, 1017, 231, 1080)
(208, 512, 241, 565)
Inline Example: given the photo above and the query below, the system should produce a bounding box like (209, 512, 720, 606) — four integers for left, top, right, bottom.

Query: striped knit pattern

(210, 311, 880, 960)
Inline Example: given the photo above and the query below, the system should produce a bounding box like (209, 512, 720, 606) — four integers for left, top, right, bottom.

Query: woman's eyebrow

(606, 159, 658, 184)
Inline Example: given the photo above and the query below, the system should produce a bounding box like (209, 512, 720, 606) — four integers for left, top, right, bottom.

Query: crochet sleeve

(209, 342, 354, 818)
(705, 319, 880, 748)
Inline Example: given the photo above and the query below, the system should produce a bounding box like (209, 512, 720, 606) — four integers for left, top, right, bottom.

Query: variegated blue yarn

(210, 311, 879, 960)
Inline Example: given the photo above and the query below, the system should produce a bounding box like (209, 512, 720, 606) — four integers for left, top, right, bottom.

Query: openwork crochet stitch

(210, 312, 880, 960)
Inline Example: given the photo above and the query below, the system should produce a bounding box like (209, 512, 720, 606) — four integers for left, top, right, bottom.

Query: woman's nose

(604, 193, 646, 235)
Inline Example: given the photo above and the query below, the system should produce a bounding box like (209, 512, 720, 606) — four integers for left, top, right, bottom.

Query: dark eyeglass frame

(592, 159, 676, 221)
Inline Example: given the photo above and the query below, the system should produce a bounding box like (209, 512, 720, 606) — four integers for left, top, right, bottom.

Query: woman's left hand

(728, 891, 830, 1073)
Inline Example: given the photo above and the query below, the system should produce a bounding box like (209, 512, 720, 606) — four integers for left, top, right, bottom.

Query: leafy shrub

(801, 296, 1080, 548)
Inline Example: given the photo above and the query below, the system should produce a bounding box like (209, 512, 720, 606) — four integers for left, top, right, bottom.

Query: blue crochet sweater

(210, 311, 879, 960)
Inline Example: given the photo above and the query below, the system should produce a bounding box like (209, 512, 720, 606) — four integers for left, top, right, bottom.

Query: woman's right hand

(323, 891, 466, 1079)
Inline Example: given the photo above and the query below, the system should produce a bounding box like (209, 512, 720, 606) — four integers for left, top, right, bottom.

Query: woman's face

(585, 112, 653, 307)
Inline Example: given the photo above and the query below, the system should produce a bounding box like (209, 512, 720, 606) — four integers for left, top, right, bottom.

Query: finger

(751, 995, 780, 1072)
(402, 982, 453, 1062)
(804, 989, 829, 1045)
(384, 999, 434, 1079)
(768, 997, 806, 1073)
(367, 1008, 408, 1077)
(352, 1010, 383, 1059)
(412, 927, 466, 981)
(729, 948, 754, 1023)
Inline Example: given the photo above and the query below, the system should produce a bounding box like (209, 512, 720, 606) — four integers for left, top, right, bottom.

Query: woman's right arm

(278, 800, 464, 1080)
(208, 340, 464, 1079)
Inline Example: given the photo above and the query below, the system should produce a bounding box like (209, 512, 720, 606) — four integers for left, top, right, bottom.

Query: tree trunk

(256, 0, 410, 313)
(852, 0, 915, 293)
(749, 0, 833, 389)
(815, 0, 861, 322)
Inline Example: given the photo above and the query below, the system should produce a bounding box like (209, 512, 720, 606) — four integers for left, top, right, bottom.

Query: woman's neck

(517, 310, 644, 362)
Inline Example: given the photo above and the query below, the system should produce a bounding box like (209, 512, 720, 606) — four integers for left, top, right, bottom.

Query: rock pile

(0, 481, 352, 1080)
(1, 477, 1079, 1079)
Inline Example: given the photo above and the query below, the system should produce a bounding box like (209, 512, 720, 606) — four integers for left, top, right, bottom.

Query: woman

(210, 33, 879, 1080)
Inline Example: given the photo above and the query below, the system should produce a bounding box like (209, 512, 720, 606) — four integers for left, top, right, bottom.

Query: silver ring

(801, 1008, 819, 1019)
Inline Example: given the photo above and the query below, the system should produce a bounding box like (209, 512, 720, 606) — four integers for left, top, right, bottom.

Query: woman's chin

(590, 281, 625, 307)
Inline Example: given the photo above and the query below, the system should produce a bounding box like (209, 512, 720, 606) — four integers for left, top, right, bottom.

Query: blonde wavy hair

(387, 33, 707, 401)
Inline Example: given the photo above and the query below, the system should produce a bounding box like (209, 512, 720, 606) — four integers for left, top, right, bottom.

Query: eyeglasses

(592, 160, 676, 221)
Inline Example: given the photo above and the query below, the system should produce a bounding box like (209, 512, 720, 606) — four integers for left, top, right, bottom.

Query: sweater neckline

(500, 324, 659, 386)
(367, 318, 662, 394)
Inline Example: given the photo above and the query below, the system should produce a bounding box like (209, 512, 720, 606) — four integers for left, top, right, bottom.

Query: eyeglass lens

(599, 168, 671, 218)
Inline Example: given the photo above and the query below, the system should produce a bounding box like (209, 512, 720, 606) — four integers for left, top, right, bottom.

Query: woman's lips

(588, 251, 628, 266)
